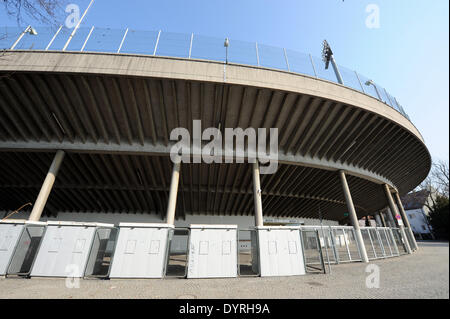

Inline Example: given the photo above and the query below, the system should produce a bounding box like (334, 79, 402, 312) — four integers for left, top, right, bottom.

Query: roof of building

(401, 189, 430, 210)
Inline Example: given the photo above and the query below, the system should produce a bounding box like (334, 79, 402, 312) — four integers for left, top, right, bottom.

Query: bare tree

(1, 1, 68, 78)
(431, 160, 449, 198)
(410, 159, 450, 214)
(3, 0, 67, 26)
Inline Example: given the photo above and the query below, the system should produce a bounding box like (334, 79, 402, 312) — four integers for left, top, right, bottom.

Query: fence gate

(165, 228, 190, 278)
(237, 229, 260, 277)
(391, 228, 409, 255)
(6, 222, 46, 277)
(299, 229, 326, 274)
(84, 227, 119, 279)
(301, 226, 337, 265)
(404, 227, 416, 251)
(330, 226, 362, 263)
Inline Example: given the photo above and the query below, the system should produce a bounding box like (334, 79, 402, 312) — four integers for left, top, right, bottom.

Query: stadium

(0, 25, 430, 278)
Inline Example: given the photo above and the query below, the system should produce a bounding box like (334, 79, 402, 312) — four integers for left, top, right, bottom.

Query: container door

(258, 229, 306, 277)
(7, 225, 46, 276)
(31, 226, 96, 277)
(0, 224, 24, 275)
(187, 228, 237, 278)
(109, 227, 170, 278)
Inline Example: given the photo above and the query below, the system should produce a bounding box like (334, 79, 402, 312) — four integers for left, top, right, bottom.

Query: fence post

(153, 30, 161, 56)
(255, 42, 260, 66)
(188, 33, 193, 58)
(355, 71, 365, 93)
(117, 28, 129, 53)
(309, 54, 318, 78)
(46, 25, 63, 51)
(80, 26, 94, 52)
(283, 48, 290, 71)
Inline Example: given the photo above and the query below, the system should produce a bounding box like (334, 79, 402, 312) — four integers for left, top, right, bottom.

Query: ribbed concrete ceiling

(0, 68, 430, 221)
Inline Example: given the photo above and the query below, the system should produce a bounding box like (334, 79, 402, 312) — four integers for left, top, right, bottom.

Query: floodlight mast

(322, 40, 344, 85)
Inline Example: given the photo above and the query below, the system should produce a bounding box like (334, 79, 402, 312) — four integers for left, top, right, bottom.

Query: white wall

(1, 210, 338, 228)
(405, 208, 432, 235)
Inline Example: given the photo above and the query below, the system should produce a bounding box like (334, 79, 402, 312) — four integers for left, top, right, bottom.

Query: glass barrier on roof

(0, 26, 411, 121)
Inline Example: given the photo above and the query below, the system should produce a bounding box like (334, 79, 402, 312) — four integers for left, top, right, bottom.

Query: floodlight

(224, 38, 229, 64)
(28, 27, 38, 35)
(321, 40, 332, 70)
(10, 25, 38, 49)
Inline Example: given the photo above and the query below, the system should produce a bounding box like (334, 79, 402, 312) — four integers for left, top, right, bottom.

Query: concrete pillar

(383, 184, 412, 254)
(165, 161, 181, 225)
(379, 212, 387, 227)
(394, 192, 419, 250)
(374, 213, 382, 227)
(338, 170, 369, 263)
(385, 208, 396, 228)
(29, 150, 65, 221)
(252, 162, 264, 227)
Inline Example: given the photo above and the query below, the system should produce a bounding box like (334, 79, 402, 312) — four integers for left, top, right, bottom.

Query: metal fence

(2, 223, 412, 279)
(300, 229, 326, 274)
(404, 227, 417, 251)
(303, 226, 408, 263)
(0, 25, 411, 122)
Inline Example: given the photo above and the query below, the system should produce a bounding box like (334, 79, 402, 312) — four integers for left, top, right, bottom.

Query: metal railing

(0, 25, 411, 122)
(303, 226, 407, 263)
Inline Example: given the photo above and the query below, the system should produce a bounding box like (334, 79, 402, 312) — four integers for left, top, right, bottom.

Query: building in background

(402, 189, 435, 240)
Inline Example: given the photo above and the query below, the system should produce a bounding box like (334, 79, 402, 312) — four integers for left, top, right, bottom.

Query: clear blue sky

(1, 0, 448, 162)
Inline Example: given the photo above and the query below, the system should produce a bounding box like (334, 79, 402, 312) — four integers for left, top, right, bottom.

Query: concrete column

(374, 213, 382, 227)
(379, 212, 387, 227)
(165, 161, 181, 225)
(29, 150, 65, 221)
(394, 191, 419, 250)
(252, 162, 264, 227)
(383, 184, 412, 254)
(338, 170, 369, 263)
(385, 208, 396, 228)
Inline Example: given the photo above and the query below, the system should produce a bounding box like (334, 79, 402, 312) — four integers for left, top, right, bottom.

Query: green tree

(428, 196, 449, 240)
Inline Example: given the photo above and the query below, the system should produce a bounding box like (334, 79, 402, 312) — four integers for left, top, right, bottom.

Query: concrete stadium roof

(0, 50, 431, 222)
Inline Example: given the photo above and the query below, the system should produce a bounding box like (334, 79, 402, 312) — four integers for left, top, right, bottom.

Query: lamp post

(365, 79, 382, 101)
(10, 25, 38, 50)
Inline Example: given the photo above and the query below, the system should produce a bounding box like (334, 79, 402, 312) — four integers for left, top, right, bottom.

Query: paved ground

(0, 241, 448, 299)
